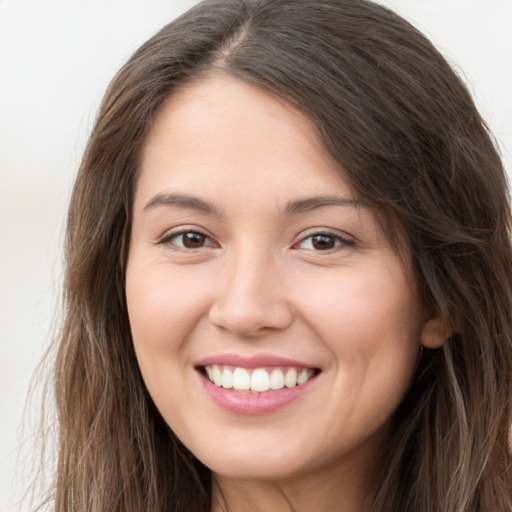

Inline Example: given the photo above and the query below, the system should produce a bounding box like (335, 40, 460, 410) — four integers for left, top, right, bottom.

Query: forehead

(136, 75, 353, 206)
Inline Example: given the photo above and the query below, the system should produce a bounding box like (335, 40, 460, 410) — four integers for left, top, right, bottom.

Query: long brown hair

(48, 0, 512, 510)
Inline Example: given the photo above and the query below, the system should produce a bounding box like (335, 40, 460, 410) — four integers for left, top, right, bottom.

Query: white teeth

(270, 368, 285, 390)
(205, 365, 315, 392)
(232, 367, 251, 390)
(285, 368, 297, 388)
(251, 369, 270, 392)
(221, 367, 233, 389)
(297, 368, 309, 385)
(212, 366, 222, 387)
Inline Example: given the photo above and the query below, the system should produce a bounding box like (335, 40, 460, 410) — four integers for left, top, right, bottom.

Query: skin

(126, 75, 445, 512)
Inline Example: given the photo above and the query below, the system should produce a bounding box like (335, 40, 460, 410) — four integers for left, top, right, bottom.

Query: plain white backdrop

(1, 1, 511, 510)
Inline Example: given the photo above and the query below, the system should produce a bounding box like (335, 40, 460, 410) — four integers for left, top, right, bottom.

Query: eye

(295, 231, 353, 251)
(160, 229, 216, 249)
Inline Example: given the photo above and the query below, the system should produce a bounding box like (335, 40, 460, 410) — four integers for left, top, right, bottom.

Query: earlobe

(420, 316, 451, 349)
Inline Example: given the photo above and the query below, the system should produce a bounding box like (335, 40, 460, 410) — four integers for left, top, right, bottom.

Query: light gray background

(1, 1, 511, 510)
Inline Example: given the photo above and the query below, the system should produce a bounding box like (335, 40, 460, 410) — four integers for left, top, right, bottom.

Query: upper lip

(196, 353, 318, 369)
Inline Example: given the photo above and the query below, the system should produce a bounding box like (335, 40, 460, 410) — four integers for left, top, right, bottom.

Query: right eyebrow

(285, 195, 360, 214)
(143, 193, 222, 216)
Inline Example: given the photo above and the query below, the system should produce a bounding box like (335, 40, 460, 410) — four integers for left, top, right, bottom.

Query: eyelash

(158, 228, 354, 252)
(158, 229, 217, 250)
(293, 231, 354, 252)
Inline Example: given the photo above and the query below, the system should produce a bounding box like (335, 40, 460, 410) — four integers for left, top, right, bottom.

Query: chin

(207, 457, 305, 482)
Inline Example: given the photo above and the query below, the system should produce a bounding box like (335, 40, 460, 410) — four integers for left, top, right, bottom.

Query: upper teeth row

(205, 365, 315, 392)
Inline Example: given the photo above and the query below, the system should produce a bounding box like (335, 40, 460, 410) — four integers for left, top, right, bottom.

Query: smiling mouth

(201, 365, 320, 393)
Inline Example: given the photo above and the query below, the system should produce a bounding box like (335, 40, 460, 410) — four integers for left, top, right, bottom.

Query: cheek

(125, 262, 215, 437)
(298, 266, 423, 345)
(296, 265, 423, 401)
(127, 262, 208, 345)
(125, 260, 213, 395)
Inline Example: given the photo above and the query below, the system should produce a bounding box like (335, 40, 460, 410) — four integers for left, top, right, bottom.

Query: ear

(420, 316, 451, 349)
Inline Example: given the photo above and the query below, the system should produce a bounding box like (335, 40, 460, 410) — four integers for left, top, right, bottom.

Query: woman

(50, 0, 512, 510)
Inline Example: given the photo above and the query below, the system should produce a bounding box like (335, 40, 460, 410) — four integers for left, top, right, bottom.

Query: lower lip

(200, 372, 318, 415)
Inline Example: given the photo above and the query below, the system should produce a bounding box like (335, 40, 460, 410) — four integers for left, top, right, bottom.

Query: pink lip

(195, 353, 320, 416)
(200, 375, 317, 415)
(196, 353, 314, 369)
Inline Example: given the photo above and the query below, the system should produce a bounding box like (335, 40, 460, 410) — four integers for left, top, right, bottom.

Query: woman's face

(126, 75, 437, 485)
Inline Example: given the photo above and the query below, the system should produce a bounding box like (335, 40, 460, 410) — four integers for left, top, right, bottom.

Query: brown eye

(165, 230, 213, 249)
(181, 231, 207, 248)
(311, 234, 336, 250)
(295, 231, 353, 252)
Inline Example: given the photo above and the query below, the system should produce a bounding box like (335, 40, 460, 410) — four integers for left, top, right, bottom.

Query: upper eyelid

(157, 226, 218, 246)
(288, 233, 354, 256)
(295, 227, 355, 243)
(155, 225, 354, 247)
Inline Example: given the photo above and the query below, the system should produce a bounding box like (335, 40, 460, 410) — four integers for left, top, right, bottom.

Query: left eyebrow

(143, 193, 222, 216)
(285, 196, 360, 214)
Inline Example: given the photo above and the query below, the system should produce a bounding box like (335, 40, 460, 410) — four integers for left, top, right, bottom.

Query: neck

(210, 456, 376, 512)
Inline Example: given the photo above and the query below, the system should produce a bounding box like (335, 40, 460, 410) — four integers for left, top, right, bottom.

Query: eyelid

(292, 228, 355, 251)
(155, 226, 354, 251)
(156, 226, 219, 249)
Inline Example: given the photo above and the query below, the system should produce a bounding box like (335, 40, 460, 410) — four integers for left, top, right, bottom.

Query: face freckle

(125, 74, 438, 491)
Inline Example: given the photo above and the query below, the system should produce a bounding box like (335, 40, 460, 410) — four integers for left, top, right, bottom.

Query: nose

(208, 250, 294, 337)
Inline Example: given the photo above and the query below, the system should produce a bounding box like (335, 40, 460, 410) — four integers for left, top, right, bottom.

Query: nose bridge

(209, 241, 293, 335)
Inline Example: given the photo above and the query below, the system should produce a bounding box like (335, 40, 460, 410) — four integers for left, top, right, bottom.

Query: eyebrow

(143, 193, 359, 216)
(143, 193, 222, 216)
(285, 196, 359, 214)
